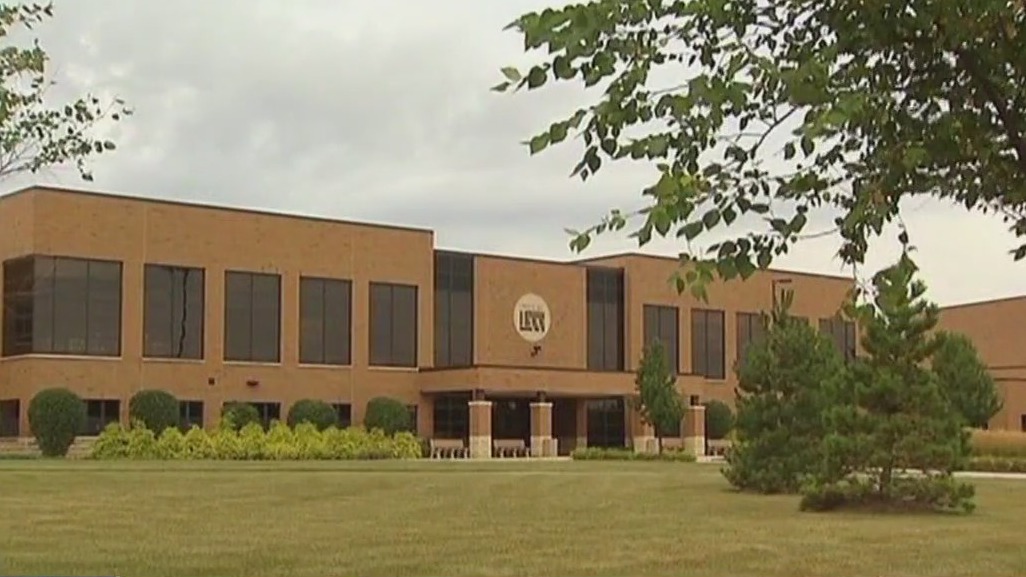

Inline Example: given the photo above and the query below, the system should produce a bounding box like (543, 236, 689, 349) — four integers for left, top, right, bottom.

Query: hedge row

(570, 447, 697, 462)
(965, 456, 1026, 473)
(970, 429, 1026, 459)
(90, 421, 422, 461)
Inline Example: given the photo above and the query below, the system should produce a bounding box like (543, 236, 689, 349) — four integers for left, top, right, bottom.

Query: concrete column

(575, 399, 588, 450)
(530, 401, 555, 457)
(683, 404, 707, 457)
(468, 400, 493, 459)
(629, 404, 658, 454)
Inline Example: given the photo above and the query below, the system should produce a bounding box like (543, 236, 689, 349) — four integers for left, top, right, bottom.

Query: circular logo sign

(513, 293, 551, 343)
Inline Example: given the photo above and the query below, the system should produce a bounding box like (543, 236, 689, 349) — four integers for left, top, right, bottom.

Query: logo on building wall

(513, 293, 550, 343)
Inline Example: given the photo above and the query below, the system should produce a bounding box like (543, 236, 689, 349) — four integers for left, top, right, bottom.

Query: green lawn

(1, 460, 1024, 577)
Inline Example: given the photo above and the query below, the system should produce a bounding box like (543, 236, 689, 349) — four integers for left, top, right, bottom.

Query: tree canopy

(495, 0, 1026, 297)
(633, 339, 684, 438)
(1, 2, 130, 182)
(932, 330, 1003, 428)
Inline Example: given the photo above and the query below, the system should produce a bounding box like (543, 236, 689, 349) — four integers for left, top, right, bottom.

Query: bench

(708, 439, 733, 457)
(493, 438, 529, 458)
(659, 438, 683, 452)
(429, 438, 468, 459)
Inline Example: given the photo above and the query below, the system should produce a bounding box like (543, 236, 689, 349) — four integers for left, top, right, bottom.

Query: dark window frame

(299, 276, 353, 366)
(691, 308, 726, 380)
(735, 312, 767, 367)
(178, 400, 204, 431)
(331, 403, 352, 428)
(433, 394, 470, 439)
(643, 304, 680, 373)
(224, 270, 282, 363)
(2, 255, 123, 357)
(586, 267, 625, 372)
(434, 252, 474, 368)
(819, 317, 857, 362)
(143, 263, 205, 359)
(0, 399, 20, 438)
(369, 281, 419, 368)
(82, 399, 121, 436)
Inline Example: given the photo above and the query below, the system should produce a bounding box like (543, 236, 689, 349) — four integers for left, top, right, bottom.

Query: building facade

(0, 186, 859, 453)
(938, 297, 1026, 431)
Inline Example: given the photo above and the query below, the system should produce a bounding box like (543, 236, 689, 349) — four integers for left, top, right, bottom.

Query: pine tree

(723, 291, 846, 494)
(633, 339, 684, 445)
(802, 254, 975, 513)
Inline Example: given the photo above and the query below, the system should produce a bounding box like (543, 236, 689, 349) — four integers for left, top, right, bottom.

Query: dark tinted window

(691, 309, 725, 379)
(643, 304, 679, 372)
(736, 312, 766, 367)
(2, 256, 122, 357)
(369, 282, 418, 367)
(434, 252, 474, 367)
(144, 265, 205, 359)
(0, 399, 20, 437)
(224, 271, 281, 362)
(586, 268, 624, 371)
(300, 277, 352, 365)
(819, 317, 857, 362)
(179, 400, 204, 431)
(433, 394, 470, 439)
(331, 403, 352, 428)
(82, 399, 120, 436)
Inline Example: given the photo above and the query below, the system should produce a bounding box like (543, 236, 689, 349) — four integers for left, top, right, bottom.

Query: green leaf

(501, 67, 522, 82)
(681, 220, 704, 240)
(529, 134, 550, 154)
(800, 135, 814, 156)
(526, 66, 547, 89)
(783, 142, 796, 160)
(702, 210, 721, 229)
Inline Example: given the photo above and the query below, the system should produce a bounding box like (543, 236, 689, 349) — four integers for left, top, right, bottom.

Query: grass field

(2, 460, 1025, 577)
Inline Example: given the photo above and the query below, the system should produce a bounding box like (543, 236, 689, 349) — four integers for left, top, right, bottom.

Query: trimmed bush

(28, 387, 87, 457)
(286, 399, 338, 431)
(703, 400, 734, 440)
(970, 429, 1026, 458)
(364, 397, 412, 436)
(967, 456, 1026, 473)
(90, 421, 422, 460)
(220, 402, 261, 431)
(129, 389, 180, 433)
(571, 447, 697, 462)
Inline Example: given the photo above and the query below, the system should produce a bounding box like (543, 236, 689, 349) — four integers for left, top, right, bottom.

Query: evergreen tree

(723, 292, 846, 494)
(633, 339, 684, 444)
(932, 331, 1002, 429)
(801, 254, 975, 513)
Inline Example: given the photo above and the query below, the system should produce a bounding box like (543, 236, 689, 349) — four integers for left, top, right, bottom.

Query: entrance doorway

(492, 397, 530, 444)
(552, 398, 577, 455)
(586, 397, 626, 448)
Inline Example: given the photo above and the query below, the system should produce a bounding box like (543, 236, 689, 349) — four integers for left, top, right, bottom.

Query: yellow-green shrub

(970, 429, 1026, 458)
(90, 419, 424, 460)
(571, 447, 697, 462)
(967, 456, 1026, 473)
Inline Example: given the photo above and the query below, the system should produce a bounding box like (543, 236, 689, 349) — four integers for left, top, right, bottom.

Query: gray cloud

(2, 0, 1022, 306)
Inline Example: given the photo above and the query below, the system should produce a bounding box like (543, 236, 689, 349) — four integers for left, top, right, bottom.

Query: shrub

(571, 447, 697, 462)
(932, 331, 1002, 428)
(28, 387, 87, 457)
(286, 399, 338, 431)
(90, 420, 423, 460)
(970, 429, 1026, 458)
(967, 456, 1026, 473)
(703, 400, 734, 440)
(220, 402, 261, 431)
(364, 397, 412, 436)
(128, 389, 180, 433)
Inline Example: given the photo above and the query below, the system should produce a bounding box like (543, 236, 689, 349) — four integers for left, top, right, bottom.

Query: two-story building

(0, 186, 859, 455)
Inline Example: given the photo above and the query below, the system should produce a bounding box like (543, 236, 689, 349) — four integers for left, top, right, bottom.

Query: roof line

(572, 250, 856, 282)
(940, 294, 1026, 311)
(0, 183, 435, 235)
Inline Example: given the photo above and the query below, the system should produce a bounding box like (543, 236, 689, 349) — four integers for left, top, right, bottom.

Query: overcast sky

(1, 0, 1021, 306)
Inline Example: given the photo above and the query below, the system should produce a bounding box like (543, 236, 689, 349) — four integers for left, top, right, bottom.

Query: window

(300, 277, 352, 365)
(434, 252, 474, 368)
(819, 317, 857, 362)
(433, 394, 470, 439)
(689, 395, 700, 406)
(331, 403, 352, 428)
(179, 401, 204, 430)
(2, 255, 122, 357)
(144, 264, 204, 359)
(248, 402, 281, 429)
(736, 312, 767, 366)
(82, 399, 120, 436)
(643, 304, 679, 373)
(224, 271, 281, 363)
(586, 397, 626, 448)
(0, 400, 19, 437)
(369, 282, 418, 367)
(691, 309, 726, 379)
(587, 268, 624, 371)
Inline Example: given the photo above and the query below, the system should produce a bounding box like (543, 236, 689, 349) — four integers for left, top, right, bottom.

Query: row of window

(1, 255, 419, 367)
(641, 308, 858, 380)
(0, 254, 856, 375)
(0, 398, 367, 438)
